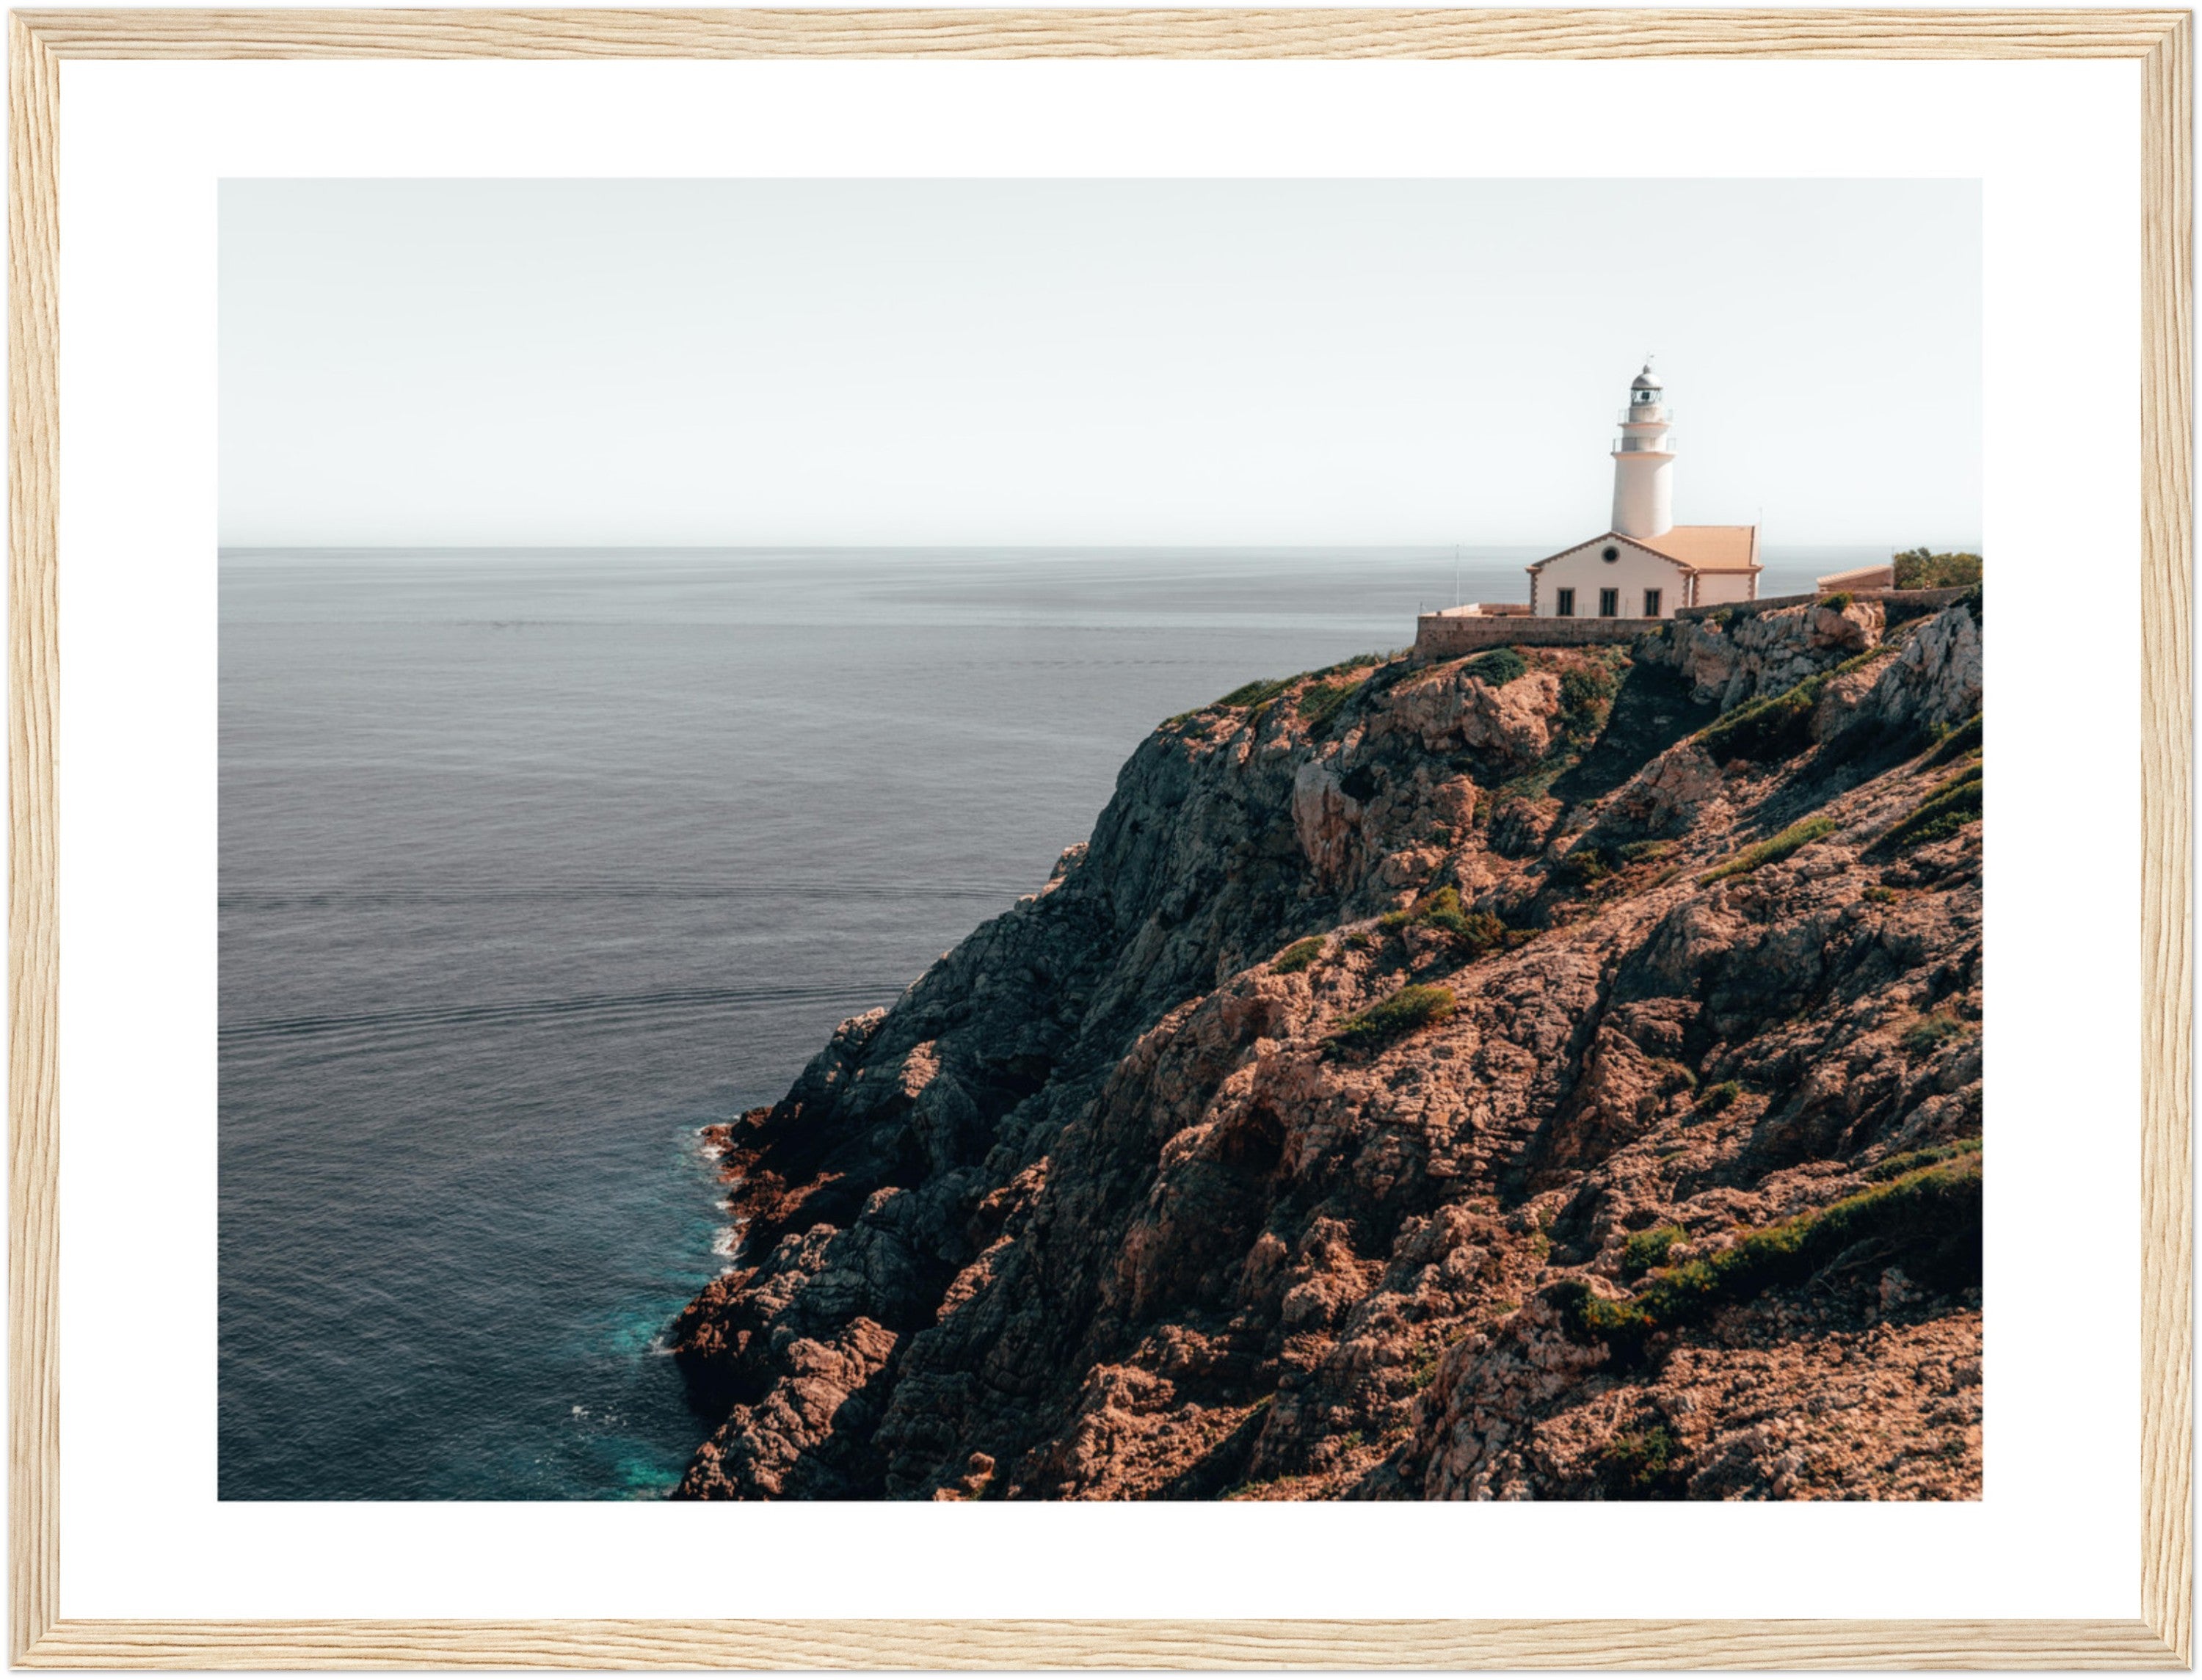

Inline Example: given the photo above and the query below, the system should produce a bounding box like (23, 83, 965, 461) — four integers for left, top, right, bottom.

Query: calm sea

(217, 545, 1856, 1499)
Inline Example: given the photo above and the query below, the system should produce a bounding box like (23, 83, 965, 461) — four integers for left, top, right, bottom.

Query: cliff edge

(671, 590, 1985, 1501)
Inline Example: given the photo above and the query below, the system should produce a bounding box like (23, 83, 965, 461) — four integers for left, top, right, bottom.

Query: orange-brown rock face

(672, 595, 1985, 1501)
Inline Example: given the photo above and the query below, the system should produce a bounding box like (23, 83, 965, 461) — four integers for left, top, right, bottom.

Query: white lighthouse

(1508, 360, 1761, 619)
(1610, 360, 1675, 539)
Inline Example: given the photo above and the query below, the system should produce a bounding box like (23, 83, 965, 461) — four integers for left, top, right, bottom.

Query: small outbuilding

(1814, 561, 1897, 593)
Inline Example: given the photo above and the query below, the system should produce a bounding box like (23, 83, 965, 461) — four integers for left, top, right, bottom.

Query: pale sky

(219, 178, 1980, 549)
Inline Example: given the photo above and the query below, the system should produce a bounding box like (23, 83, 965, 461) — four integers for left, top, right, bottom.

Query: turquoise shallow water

(217, 545, 1860, 1499)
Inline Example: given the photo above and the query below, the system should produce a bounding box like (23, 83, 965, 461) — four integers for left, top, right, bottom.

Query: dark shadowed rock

(672, 603, 1985, 1502)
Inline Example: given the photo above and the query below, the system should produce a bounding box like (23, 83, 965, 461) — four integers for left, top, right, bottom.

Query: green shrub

(1900, 1011, 1969, 1055)
(1619, 1224, 1686, 1280)
(1411, 886, 1471, 934)
(1820, 590, 1854, 611)
(1863, 884, 1898, 905)
(1697, 1080, 1742, 1115)
(1558, 658, 1624, 742)
(1892, 548, 1983, 589)
(1273, 936, 1326, 975)
(1596, 1424, 1685, 1499)
(1558, 1155, 1983, 1362)
(1378, 887, 1506, 957)
(1553, 846, 1611, 890)
(1315, 651, 1389, 679)
(1830, 647, 1894, 679)
(1699, 815, 1836, 883)
(1297, 680, 1356, 732)
(1698, 676, 1828, 764)
(1464, 647, 1528, 688)
(1460, 912, 1511, 956)
(1409, 1345, 1445, 1391)
(1868, 1135, 1981, 1181)
(1618, 840, 1675, 865)
(1922, 713, 1983, 769)
(1327, 983, 1456, 1055)
(1217, 677, 1292, 709)
(1877, 764, 1982, 852)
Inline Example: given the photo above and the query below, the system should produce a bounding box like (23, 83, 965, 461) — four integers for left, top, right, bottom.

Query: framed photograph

(10, 5, 2190, 1668)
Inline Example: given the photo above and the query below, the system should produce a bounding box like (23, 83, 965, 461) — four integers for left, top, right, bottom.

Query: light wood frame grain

(7, 8, 2190, 1668)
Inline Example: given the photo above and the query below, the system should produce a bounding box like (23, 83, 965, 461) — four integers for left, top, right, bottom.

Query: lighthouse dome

(1630, 363, 1663, 392)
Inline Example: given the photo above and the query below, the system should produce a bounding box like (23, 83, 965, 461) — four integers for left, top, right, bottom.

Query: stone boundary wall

(1413, 613, 1651, 658)
(1671, 585, 1974, 624)
(1415, 584, 1977, 660)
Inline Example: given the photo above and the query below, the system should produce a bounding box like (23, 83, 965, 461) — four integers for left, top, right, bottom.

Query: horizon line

(216, 538, 1976, 556)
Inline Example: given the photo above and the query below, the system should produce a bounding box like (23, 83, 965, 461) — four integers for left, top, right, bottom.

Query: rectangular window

(1555, 587, 1576, 617)
(1599, 588, 1619, 618)
(1643, 588, 1663, 617)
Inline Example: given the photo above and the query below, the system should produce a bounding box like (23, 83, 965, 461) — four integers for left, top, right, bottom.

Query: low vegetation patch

(1876, 763, 1982, 853)
(1828, 647, 1893, 680)
(1554, 837, 1680, 892)
(1820, 590, 1854, 611)
(1619, 1224, 1687, 1280)
(1863, 884, 1898, 905)
(1868, 1135, 1981, 1181)
(1558, 1156, 1983, 1363)
(1217, 676, 1293, 709)
(1696, 1080, 1742, 1115)
(1272, 936, 1326, 975)
(1698, 676, 1827, 764)
(1464, 647, 1529, 688)
(1892, 547, 1984, 589)
(1596, 1423, 1686, 1499)
(1558, 656, 1624, 744)
(1378, 887, 1509, 957)
(1699, 815, 1837, 884)
(1297, 680, 1357, 732)
(1922, 713, 1983, 769)
(1313, 651, 1391, 679)
(1900, 1010, 1969, 1056)
(1552, 846, 1611, 890)
(1326, 983, 1456, 1056)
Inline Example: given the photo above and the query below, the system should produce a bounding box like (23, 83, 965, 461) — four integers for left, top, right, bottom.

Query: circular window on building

(1602, 545, 1620, 562)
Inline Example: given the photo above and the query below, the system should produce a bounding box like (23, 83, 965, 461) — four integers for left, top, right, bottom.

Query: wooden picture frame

(9, 8, 2190, 1667)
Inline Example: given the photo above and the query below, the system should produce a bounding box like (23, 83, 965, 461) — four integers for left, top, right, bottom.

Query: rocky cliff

(671, 590, 1985, 1502)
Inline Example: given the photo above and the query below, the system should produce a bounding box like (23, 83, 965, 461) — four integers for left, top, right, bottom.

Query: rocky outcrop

(1654, 597, 1885, 708)
(671, 596, 1985, 1502)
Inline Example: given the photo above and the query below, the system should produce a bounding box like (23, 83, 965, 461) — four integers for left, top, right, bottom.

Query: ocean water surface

(218, 545, 1856, 1499)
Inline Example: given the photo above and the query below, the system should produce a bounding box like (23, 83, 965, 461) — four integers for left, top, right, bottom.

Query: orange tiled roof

(1638, 525, 1761, 573)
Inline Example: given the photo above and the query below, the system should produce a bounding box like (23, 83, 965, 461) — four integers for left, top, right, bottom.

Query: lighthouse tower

(1610, 360, 1675, 539)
